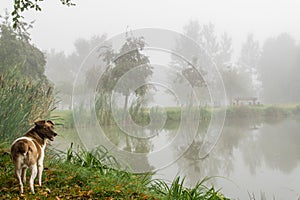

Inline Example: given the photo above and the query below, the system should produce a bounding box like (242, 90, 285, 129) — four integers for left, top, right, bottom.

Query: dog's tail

(11, 141, 29, 158)
(19, 142, 29, 156)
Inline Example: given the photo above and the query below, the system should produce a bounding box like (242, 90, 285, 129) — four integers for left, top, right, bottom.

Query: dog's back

(11, 137, 39, 169)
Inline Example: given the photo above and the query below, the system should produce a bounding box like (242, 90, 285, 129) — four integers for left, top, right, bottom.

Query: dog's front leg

(29, 164, 38, 194)
(37, 160, 43, 186)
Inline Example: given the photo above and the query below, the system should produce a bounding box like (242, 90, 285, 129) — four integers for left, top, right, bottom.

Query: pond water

(52, 117, 300, 200)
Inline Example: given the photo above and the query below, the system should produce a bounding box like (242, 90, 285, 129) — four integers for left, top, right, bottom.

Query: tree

(0, 13, 47, 82)
(171, 21, 213, 95)
(92, 32, 153, 125)
(171, 20, 204, 67)
(172, 21, 235, 104)
(238, 34, 261, 96)
(216, 32, 232, 69)
(221, 65, 254, 103)
(11, 0, 75, 29)
(259, 33, 300, 103)
(45, 34, 107, 108)
(239, 34, 260, 71)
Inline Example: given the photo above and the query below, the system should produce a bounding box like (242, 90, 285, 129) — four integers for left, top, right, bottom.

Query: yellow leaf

(87, 190, 93, 196)
(45, 188, 51, 194)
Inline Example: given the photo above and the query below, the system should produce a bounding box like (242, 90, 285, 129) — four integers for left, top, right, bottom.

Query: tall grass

(151, 176, 229, 200)
(0, 69, 56, 143)
(56, 143, 120, 175)
(50, 144, 230, 199)
(46, 143, 159, 199)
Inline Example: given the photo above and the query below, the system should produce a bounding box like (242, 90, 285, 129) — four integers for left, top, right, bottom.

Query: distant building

(232, 97, 260, 106)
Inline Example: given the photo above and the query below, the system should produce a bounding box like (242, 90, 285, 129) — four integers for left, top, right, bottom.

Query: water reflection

(164, 118, 300, 199)
(53, 117, 300, 199)
(242, 119, 300, 173)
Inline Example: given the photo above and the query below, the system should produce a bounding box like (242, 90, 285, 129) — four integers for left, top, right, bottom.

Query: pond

(52, 117, 300, 200)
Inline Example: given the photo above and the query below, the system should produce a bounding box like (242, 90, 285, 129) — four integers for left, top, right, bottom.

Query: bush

(292, 104, 300, 115)
(166, 107, 181, 121)
(264, 106, 289, 118)
(0, 69, 55, 143)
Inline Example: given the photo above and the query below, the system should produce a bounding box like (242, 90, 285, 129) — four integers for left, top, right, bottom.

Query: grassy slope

(0, 145, 229, 200)
(0, 146, 159, 199)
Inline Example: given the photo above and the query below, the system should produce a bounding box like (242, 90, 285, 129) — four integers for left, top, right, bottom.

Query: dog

(10, 120, 57, 194)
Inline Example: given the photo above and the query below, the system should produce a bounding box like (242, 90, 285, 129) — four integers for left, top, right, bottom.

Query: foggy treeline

(45, 20, 300, 108)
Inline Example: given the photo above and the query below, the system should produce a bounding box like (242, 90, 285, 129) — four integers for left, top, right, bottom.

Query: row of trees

(47, 32, 153, 124)
(174, 20, 300, 104)
(46, 20, 300, 112)
(45, 34, 107, 109)
(173, 21, 259, 104)
(2, 8, 299, 129)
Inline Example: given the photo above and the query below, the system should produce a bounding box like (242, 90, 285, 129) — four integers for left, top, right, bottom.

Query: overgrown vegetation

(0, 14, 55, 143)
(0, 143, 229, 199)
(225, 104, 300, 121)
(0, 69, 55, 143)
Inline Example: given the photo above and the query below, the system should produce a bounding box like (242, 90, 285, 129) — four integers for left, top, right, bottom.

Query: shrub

(264, 106, 289, 118)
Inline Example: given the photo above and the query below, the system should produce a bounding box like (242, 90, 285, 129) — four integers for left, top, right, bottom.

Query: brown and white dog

(10, 120, 57, 194)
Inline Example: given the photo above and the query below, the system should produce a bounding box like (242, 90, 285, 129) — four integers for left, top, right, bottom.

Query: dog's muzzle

(50, 132, 58, 141)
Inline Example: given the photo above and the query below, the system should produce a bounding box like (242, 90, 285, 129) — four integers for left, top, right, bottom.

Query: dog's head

(34, 120, 58, 141)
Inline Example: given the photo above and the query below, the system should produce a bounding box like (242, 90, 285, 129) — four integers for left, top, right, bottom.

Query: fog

(3, 0, 299, 105)
(2, 0, 300, 54)
(1, 0, 300, 199)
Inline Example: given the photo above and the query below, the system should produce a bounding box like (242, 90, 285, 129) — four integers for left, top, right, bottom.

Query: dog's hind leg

(29, 164, 37, 194)
(15, 167, 24, 194)
(21, 167, 27, 184)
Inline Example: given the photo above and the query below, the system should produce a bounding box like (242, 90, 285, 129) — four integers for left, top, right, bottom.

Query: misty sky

(1, 0, 300, 55)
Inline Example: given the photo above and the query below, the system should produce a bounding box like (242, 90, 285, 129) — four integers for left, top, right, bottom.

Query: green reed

(150, 176, 230, 200)
(0, 69, 56, 142)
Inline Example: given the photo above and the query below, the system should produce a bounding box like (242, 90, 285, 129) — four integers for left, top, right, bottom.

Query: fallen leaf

(45, 187, 51, 194)
(87, 190, 93, 196)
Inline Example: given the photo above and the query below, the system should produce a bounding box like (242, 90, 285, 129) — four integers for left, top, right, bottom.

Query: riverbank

(51, 104, 300, 128)
(0, 144, 229, 199)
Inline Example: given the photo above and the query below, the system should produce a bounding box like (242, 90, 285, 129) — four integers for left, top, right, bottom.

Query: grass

(0, 143, 229, 200)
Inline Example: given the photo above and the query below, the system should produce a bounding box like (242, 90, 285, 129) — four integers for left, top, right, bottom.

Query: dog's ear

(34, 120, 46, 127)
(47, 120, 54, 126)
